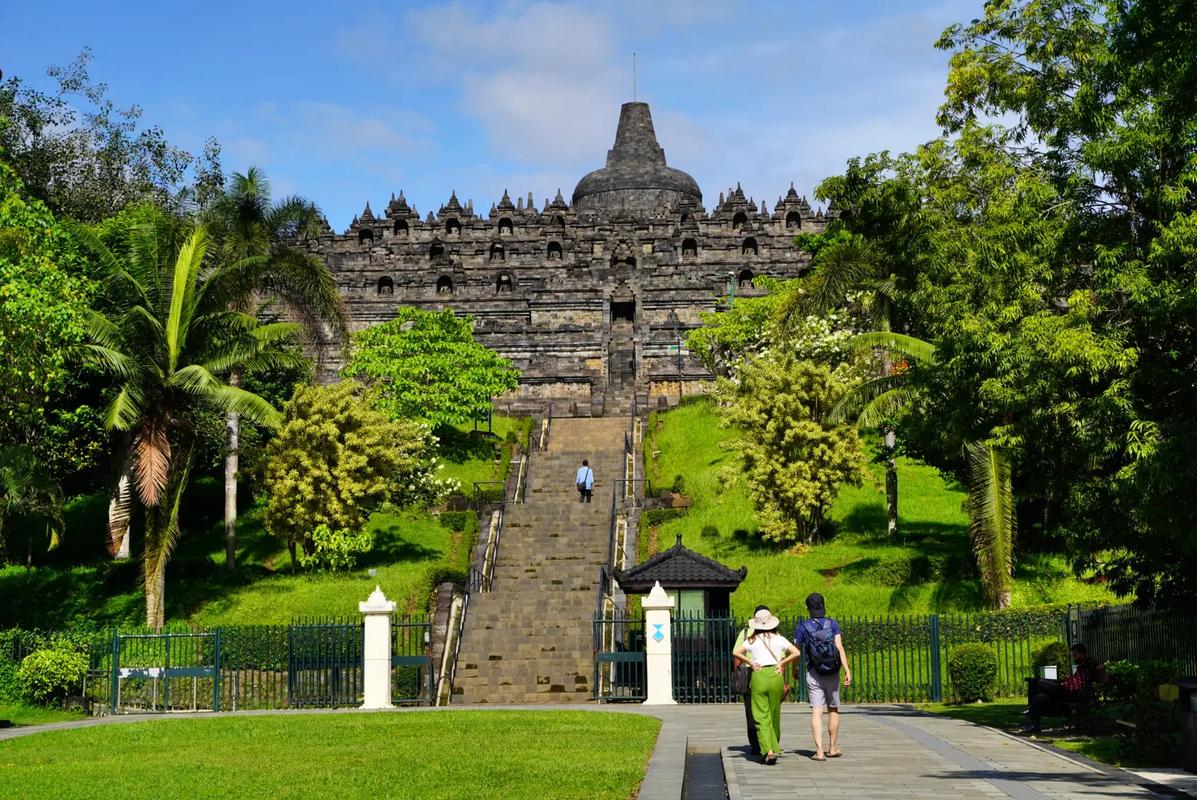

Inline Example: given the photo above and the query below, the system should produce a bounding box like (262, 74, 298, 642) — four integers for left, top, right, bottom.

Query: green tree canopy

(0, 49, 223, 223)
(344, 308, 519, 426)
(263, 381, 443, 569)
(716, 355, 867, 545)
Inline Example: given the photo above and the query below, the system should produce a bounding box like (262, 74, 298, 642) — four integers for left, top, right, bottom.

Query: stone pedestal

(642, 581, 676, 705)
(359, 585, 396, 709)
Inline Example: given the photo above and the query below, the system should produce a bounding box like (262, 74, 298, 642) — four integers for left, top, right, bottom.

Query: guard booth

(613, 535, 747, 702)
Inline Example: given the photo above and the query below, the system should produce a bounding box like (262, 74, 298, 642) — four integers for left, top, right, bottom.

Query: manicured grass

(436, 415, 531, 489)
(0, 508, 474, 628)
(0, 711, 661, 800)
(918, 700, 1025, 730)
(920, 701, 1171, 768)
(0, 703, 85, 727)
(190, 511, 467, 624)
(644, 398, 1117, 618)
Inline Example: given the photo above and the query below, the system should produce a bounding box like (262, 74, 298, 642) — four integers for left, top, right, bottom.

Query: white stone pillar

(642, 581, 676, 705)
(359, 585, 396, 710)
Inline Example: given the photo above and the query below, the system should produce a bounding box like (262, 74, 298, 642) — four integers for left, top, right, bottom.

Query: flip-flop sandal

(811, 754, 826, 762)
(828, 751, 843, 758)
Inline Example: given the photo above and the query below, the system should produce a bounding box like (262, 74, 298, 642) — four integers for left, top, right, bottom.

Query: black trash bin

(1177, 678, 1197, 774)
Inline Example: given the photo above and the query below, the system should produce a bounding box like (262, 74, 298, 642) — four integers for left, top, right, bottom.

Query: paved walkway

(1, 703, 1189, 799)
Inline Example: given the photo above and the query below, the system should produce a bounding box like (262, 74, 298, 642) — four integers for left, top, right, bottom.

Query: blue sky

(1, 0, 978, 230)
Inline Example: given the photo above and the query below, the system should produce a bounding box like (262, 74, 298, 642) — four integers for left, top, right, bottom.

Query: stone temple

(311, 101, 828, 415)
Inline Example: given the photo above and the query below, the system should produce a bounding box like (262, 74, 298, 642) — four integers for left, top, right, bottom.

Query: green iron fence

(595, 607, 1074, 703)
(2, 615, 432, 714)
(593, 610, 646, 701)
(1072, 604, 1197, 675)
(392, 614, 434, 704)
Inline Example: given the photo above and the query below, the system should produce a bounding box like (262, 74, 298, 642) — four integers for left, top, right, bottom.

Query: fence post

(359, 585, 396, 709)
(929, 615, 942, 702)
(213, 629, 221, 712)
(110, 633, 120, 716)
(642, 581, 676, 705)
(1066, 604, 1081, 647)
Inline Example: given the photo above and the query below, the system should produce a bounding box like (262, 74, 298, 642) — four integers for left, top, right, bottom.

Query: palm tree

(831, 331, 1016, 608)
(203, 167, 346, 570)
(77, 212, 303, 628)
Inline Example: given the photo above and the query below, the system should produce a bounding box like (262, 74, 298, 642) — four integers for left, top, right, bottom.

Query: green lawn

(0, 711, 660, 800)
(0, 507, 475, 628)
(644, 398, 1116, 618)
(436, 415, 532, 489)
(919, 700, 1172, 769)
(0, 703, 85, 727)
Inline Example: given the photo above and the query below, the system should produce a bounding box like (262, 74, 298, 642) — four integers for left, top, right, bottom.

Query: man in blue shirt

(793, 592, 851, 761)
(575, 459, 594, 503)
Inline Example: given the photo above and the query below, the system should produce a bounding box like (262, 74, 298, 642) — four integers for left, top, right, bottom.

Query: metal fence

(1072, 604, 1197, 675)
(1, 615, 432, 715)
(594, 607, 1073, 703)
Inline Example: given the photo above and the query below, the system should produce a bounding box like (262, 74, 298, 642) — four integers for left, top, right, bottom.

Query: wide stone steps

(452, 417, 628, 705)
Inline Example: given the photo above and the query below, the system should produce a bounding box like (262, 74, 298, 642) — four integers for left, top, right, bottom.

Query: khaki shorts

(806, 670, 841, 709)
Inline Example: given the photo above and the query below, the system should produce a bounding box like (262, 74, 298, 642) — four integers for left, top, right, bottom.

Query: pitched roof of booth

(613, 534, 747, 593)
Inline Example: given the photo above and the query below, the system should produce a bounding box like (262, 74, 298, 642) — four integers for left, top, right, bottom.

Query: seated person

(1025, 643, 1107, 732)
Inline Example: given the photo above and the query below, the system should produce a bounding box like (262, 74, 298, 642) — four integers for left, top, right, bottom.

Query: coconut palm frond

(107, 463, 134, 557)
(104, 386, 145, 431)
(856, 386, 916, 429)
(132, 418, 171, 508)
(787, 236, 879, 320)
(846, 331, 938, 365)
(829, 374, 908, 424)
(208, 384, 282, 428)
(965, 441, 1016, 609)
(165, 228, 209, 372)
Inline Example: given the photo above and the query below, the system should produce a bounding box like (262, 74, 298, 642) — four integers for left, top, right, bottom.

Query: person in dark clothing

(1025, 643, 1107, 732)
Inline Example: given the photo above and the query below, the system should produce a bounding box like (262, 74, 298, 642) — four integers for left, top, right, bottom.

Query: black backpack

(802, 618, 841, 675)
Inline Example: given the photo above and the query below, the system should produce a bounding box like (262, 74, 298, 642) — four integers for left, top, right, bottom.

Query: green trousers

(749, 666, 784, 755)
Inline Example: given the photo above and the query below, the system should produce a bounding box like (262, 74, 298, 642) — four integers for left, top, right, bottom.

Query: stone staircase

(451, 417, 628, 704)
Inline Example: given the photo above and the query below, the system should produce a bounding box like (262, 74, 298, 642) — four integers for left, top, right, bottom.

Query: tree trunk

(145, 553, 166, 631)
(288, 539, 298, 573)
(108, 461, 133, 560)
(224, 372, 241, 571)
(884, 427, 898, 537)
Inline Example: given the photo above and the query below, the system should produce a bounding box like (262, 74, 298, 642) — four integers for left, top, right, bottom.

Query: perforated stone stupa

(309, 101, 831, 415)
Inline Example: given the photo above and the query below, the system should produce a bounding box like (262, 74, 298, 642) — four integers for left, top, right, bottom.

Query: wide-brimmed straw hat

(749, 612, 780, 632)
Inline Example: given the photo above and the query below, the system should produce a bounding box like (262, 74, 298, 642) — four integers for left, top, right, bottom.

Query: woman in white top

(732, 611, 801, 764)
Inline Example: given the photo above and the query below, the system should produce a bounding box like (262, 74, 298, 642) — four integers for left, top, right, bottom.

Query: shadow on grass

(435, 424, 499, 465)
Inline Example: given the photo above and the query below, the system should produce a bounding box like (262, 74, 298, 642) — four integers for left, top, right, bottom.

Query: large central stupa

(571, 102, 702, 214)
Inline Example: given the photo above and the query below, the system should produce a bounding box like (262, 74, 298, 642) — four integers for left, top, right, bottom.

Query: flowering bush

(297, 524, 374, 572)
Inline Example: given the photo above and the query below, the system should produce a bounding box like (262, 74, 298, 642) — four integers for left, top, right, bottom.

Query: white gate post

(360, 585, 396, 709)
(642, 581, 676, 705)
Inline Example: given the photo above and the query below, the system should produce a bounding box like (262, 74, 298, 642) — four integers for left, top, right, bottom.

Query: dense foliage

(15, 647, 88, 705)
(0, 49, 223, 222)
(263, 382, 444, 568)
(78, 209, 302, 627)
(716, 357, 866, 543)
(947, 642, 998, 703)
(344, 308, 519, 426)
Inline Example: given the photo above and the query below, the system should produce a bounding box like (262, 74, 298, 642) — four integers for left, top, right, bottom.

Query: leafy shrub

(642, 507, 683, 527)
(297, 524, 374, 572)
(16, 647, 88, 705)
(438, 511, 475, 533)
(504, 430, 517, 444)
(701, 525, 718, 538)
(1031, 641, 1071, 676)
(857, 555, 937, 586)
(476, 485, 505, 504)
(393, 665, 426, 701)
(425, 565, 467, 589)
(1104, 658, 1183, 702)
(671, 474, 686, 494)
(947, 643, 997, 702)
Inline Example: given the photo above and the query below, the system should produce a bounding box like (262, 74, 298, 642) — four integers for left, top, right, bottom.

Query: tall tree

(781, 153, 928, 538)
(0, 48, 223, 223)
(344, 308, 519, 427)
(77, 209, 302, 628)
(716, 355, 867, 545)
(202, 167, 346, 570)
